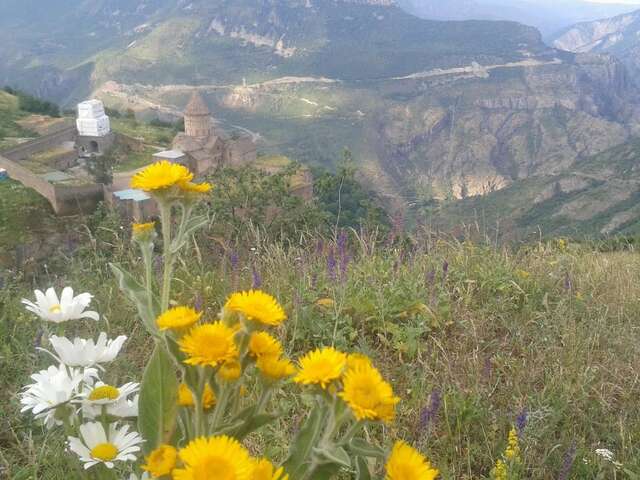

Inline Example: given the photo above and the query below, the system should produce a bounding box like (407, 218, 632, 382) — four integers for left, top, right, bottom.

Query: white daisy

(83, 394, 139, 420)
(22, 287, 99, 323)
(79, 381, 139, 407)
(127, 472, 150, 480)
(48, 333, 127, 368)
(20, 364, 97, 428)
(68, 422, 143, 469)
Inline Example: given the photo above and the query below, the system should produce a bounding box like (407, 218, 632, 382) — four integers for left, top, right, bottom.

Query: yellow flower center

(49, 304, 62, 314)
(193, 455, 235, 480)
(88, 385, 120, 401)
(91, 442, 118, 461)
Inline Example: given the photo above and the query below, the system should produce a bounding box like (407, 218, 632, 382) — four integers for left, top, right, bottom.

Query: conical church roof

(185, 91, 210, 116)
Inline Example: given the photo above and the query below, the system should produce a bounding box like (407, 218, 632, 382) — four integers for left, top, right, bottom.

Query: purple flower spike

(194, 293, 203, 312)
(516, 408, 528, 438)
(229, 251, 239, 271)
(252, 265, 262, 289)
(327, 248, 337, 281)
(558, 441, 577, 480)
(419, 389, 442, 434)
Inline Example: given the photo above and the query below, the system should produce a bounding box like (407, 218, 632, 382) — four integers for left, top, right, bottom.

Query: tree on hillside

(314, 149, 390, 232)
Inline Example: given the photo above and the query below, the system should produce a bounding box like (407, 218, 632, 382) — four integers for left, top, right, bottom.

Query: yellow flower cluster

(177, 383, 216, 410)
(143, 436, 289, 480)
(154, 290, 294, 403)
(157, 306, 202, 331)
(505, 427, 520, 460)
(131, 160, 212, 195)
(225, 290, 287, 326)
(492, 459, 508, 480)
(294, 348, 399, 423)
(385, 441, 440, 480)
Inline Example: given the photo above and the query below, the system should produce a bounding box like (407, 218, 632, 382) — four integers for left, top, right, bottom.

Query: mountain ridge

(2, 0, 640, 230)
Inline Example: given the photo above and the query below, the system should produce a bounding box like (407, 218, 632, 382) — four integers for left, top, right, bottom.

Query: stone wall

(0, 154, 57, 204)
(53, 184, 104, 215)
(2, 125, 76, 161)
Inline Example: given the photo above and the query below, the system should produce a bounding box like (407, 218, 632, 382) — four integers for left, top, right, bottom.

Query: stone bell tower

(184, 91, 212, 138)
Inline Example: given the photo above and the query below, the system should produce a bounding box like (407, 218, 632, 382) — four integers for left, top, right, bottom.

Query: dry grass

(1, 227, 639, 479)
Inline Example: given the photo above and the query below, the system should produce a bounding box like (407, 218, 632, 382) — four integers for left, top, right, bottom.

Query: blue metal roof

(113, 189, 150, 201)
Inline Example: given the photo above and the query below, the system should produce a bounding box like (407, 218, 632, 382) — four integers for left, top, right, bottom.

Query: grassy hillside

(0, 90, 37, 150)
(2, 216, 639, 478)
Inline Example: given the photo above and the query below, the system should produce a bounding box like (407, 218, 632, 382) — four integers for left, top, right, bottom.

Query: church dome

(185, 91, 210, 116)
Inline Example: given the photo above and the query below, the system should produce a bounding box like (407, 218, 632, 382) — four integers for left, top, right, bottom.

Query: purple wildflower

(442, 260, 449, 278)
(515, 408, 528, 438)
(252, 265, 262, 289)
(337, 232, 350, 281)
(229, 251, 239, 271)
(419, 389, 442, 434)
(194, 293, 203, 312)
(558, 441, 577, 480)
(327, 247, 336, 281)
(563, 272, 572, 292)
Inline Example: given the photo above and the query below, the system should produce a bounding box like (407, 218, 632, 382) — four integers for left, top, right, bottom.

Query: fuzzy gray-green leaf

(138, 344, 178, 454)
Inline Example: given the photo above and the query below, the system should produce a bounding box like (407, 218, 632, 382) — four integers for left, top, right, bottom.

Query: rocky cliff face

(552, 10, 640, 77)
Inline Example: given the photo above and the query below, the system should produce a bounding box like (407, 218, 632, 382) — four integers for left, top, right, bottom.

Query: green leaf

(171, 214, 209, 253)
(348, 438, 387, 459)
(283, 401, 326, 478)
(355, 456, 372, 480)
(138, 344, 178, 454)
(312, 463, 342, 480)
(313, 445, 351, 469)
(228, 412, 279, 440)
(110, 263, 159, 334)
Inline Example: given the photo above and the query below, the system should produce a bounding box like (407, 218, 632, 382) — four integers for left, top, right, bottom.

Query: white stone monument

(76, 100, 111, 137)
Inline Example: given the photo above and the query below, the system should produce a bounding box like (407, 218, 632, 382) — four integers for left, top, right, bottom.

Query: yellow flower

(178, 322, 238, 368)
(157, 306, 202, 331)
(339, 363, 400, 423)
(131, 160, 193, 192)
(249, 332, 283, 359)
(132, 222, 155, 235)
(385, 441, 439, 480)
(252, 458, 289, 480)
(172, 435, 254, 480)
(218, 360, 242, 382)
(225, 290, 286, 327)
(294, 347, 347, 389)
(256, 355, 296, 381)
(505, 427, 520, 460)
(142, 444, 178, 477)
(179, 181, 213, 194)
(492, 459, 507, 480)
(315, 298, 335, 308)
(177, 383, 216, 410)
(346, 353, 373, 371)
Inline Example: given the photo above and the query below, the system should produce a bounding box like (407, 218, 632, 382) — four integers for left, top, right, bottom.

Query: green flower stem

(173, 204, 193, 251)
(159, 202, 174, 312)
(256, 384, 273, 414)
(140, 240, 155, 320)
(193, 369, 206, 438)
(337, 420, 363, 446)
(210, 384, 232, 432)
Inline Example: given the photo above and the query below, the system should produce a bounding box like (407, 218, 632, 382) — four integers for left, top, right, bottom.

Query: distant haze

(400, 0, 640, 37)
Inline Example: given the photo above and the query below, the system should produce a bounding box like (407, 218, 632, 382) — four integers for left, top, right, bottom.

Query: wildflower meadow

(2, 160, 640, 478)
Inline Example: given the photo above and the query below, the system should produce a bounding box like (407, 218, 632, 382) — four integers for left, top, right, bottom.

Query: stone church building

(172, 91, 256, 174)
